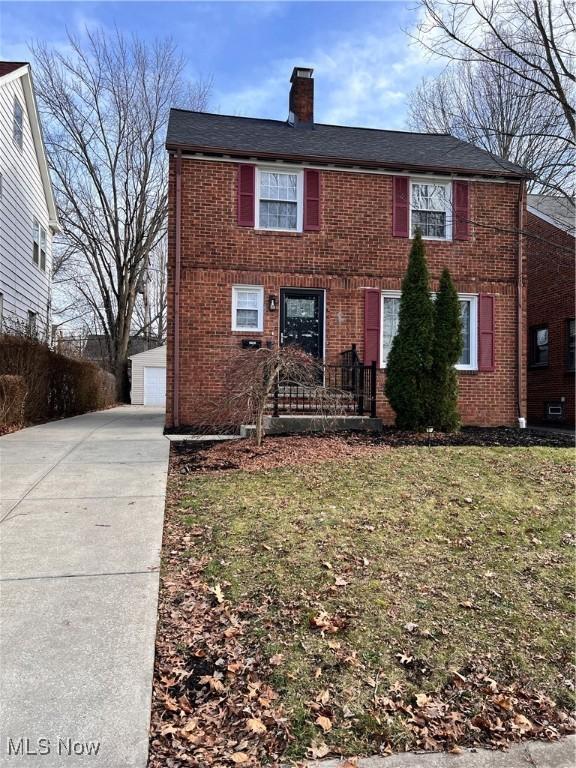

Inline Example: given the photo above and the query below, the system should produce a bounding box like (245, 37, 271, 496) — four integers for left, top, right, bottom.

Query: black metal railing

(270, 346, 377, 418)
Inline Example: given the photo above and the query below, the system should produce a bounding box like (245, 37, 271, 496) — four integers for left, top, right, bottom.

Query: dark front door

(280, 288, 324, 359)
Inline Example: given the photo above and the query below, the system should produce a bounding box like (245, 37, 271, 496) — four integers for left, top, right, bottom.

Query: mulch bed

(171, 427, 573, 476)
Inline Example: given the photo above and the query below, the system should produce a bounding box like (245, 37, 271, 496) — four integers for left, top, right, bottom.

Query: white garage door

(143, 366, 166, 406)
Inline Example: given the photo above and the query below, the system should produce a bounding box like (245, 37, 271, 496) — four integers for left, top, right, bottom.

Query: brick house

(526, 195, 575, 426)
(165, 67, 530, 430)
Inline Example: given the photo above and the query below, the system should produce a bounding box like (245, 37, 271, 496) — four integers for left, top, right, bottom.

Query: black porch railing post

(273, 374, 279, 417)
(370, 361, 377, 418)
(356, 361, 364, 415)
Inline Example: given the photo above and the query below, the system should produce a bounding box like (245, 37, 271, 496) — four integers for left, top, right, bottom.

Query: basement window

(232, 285, 264, 332)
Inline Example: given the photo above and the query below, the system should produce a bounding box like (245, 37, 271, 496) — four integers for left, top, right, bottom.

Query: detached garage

(129, 345, 166, 406)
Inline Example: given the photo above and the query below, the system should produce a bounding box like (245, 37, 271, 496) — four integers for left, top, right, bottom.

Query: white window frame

(255, 167, 304, 233)
(231, 285, 264, 333)
(456, 293, 478, 371)
(13, 97, 23, 149)
(380, 290, 478, 371)
(32, 218, 47, 271)
(409, 178, 452, 242)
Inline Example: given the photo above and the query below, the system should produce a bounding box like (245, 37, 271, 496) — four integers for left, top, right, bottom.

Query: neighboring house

(526, 195, 575, 427)
(0, 61, 59, 339)
(81, 334, 155, 370)
(165, 67, 530, 429)
(129, 345, 167, 406)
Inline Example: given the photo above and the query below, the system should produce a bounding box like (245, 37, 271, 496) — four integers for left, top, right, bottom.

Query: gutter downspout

(174, 149, 182, 428)
(517, 180, 526, 428)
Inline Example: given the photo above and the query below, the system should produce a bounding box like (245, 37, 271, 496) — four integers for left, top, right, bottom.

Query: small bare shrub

(0, 375, 27, 427)
(196, 346, 351, 445)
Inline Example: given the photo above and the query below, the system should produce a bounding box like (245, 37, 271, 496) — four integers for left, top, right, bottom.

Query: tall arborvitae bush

(431, 268, 463, 431)
(385, 231, 434, 430)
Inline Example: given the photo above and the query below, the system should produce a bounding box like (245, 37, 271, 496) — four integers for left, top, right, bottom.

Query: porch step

(241, 415, 382, 437)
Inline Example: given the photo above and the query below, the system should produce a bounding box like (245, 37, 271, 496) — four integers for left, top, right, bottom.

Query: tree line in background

(409, 0, 574, 199)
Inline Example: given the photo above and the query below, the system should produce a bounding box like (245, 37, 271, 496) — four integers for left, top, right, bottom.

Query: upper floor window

(411, 181, 452, 240)
(13, 97, 24, 149)
(567, 319, 575, 372)
(529, 325, 549, 367)
(32, 218, 47, 271)
(256, 169, 303, 232)
(381, 291, 477, 370)
(232, 285, 264, 332)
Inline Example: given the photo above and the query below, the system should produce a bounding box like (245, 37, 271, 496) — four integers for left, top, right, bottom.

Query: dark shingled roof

(0, 61, 28, 78)
(527, 194, 575, 234)
(166, 110, 530, 179)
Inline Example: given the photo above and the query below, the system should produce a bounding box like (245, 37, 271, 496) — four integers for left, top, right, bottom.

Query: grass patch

(171, 444, 575, 758)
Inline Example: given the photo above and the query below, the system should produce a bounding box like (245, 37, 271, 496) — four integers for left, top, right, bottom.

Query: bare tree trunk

(33, 30, 210, 395)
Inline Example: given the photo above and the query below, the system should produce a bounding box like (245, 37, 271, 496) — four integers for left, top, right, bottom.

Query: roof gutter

(165, 142, 531, 181)
(173, 149, 182, 428)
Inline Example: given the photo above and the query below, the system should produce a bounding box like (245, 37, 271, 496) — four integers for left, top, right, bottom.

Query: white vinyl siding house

(129, 345, 167, 406)
(0, 63, 59, 338)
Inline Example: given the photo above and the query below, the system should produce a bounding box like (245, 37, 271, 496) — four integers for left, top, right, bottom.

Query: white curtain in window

(259, 172, 298, 229)
(236, 290, 259, 328)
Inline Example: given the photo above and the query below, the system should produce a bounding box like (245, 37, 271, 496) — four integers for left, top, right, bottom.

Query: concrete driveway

(0, 406, 169, 767)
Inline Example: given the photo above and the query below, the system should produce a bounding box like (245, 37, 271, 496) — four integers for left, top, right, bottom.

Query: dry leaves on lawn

(147, 506, 289, 767)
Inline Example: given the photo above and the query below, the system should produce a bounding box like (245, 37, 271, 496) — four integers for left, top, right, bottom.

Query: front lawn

(149, 436, 575, 766)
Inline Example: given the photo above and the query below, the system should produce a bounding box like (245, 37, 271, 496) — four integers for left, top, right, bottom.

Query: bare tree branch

(409, 1, 575, 197)
(33, 28, 210, 396)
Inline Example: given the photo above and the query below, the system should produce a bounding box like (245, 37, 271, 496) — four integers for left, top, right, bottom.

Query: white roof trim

(0, 64, 60, 231)
(177, 151, 521, 185)
(129, 345, 167, 361)
(527, 205, 575, 235)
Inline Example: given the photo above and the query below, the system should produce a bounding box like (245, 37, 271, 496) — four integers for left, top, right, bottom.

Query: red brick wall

(526, 210, 575, 426)
(167, 156, 526, 428)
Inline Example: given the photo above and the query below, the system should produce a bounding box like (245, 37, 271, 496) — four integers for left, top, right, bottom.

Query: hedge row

(0, 334, 116, 427)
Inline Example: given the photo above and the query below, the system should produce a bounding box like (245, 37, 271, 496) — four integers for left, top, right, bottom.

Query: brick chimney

(289, 67, 314, 128)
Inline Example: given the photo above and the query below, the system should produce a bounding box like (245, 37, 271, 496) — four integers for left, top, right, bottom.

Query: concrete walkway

(0, 406, 169, 768)
(302, 736, 576, 767)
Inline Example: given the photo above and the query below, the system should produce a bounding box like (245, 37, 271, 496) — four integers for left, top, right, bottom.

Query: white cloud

(214, 15, 440, 131)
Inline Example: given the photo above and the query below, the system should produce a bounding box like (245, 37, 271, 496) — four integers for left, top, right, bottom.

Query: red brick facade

(166, 156, 526, 428)
(526, 210, 575, 426)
